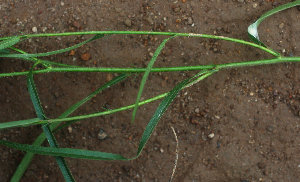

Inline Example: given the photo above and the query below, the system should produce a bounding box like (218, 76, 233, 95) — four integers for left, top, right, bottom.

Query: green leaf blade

(132, 36, 175, 123)
(0, 36, 20, 52)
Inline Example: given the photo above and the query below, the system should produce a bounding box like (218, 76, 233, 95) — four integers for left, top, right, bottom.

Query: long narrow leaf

(11, 73, 129, 181)
(248, 1, 300, 50)
(0, 36, 20, 51)
(1, 70, 214, 163)
(1, 34, 104, 58)
(135, 70, 210, 156)
(0, 118, 40, 130)
(27, 63, 75, 182)
(0, 140, 127, 160)
(132, 36, 175, 123)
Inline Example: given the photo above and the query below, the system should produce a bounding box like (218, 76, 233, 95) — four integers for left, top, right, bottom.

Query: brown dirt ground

(1, 0, 300, 181)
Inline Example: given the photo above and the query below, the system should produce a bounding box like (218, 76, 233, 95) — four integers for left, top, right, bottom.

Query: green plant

(0, 1, 299, 181)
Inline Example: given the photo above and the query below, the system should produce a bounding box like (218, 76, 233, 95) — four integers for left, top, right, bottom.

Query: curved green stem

(2, 57, 299, 78)
(0, 31, 278, 57)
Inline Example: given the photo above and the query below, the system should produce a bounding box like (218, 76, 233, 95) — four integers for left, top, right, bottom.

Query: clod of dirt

(174, 7, 180, 13)
(187, 17, 193, 25)
(279, 23, 284, 29)
(124, 18, 132, 27)
(98, 129, 108, 140)
(175, 19, 182, 23)
(69, 50, 75, 56)
(106, 73, 113, 82)
(32, 27, 37, 33)
(146, 16, 154, 25)
(81, 53, 91, 61)
(257, 162, 266, 169)
(72, 20, 81, 29)
(10, 18, 17, 24)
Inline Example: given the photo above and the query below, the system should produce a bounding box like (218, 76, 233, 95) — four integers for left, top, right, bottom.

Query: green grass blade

(132, 36, 175, 123)
(58, 73, 129, 119)
(1, 34, 104, 59)
(135, 70, 210, 157)
(0, 36, 20, 51)
(11, 73, 129, 181)
(248, 0, 300, 51)
(0, 118, 40, 130)
(0, 49, 10, 55)
(0, 139, 128, 160)
(27, 62, 47, 119)
(27, 63, 75, 182)
(8, 47, 78, 68)
(0, 70, 214, 163)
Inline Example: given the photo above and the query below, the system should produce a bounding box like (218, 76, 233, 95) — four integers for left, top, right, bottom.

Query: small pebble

(72, 20, 81, 29)
(124, 18, 132, 27)
(98, 129, 108, 140)
(279, 23, 284, 29)
(208, 133, 214, 138)
(160, 148, 164, 153)
(187, 17, 193, 25)
(174, 7, 180, 13)
(67, 126, 72, 133)
(238, 0, 244, 3)
(61, 1, 64, 6)
(149, 52, 154, 57)
(32, 27, 37, 33)
(175, 19, 182, 23)
(106, 73, 113, 82)
(195, 108, 200, 113)
(253, 3, 258, 8)
(81, 53, 91, 61)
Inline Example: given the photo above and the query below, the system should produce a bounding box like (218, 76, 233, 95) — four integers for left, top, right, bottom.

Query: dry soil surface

(1, 0, 300, 181)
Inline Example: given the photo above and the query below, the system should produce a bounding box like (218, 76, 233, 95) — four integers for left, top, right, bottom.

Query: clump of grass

(0, 1, 300, 181)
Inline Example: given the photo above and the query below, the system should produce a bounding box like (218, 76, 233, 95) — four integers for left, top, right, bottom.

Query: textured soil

(1, 0, 300, 181)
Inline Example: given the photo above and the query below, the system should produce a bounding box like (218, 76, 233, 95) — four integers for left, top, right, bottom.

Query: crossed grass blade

(248, 0, 300, 54)
(0, 34, 104, 59)
(0, 70, 214, 162)
(0, 36, 20, 51)
(10, 73, 129, 182)
(27, 62, 75, 182)
(132, 36, 175, 123)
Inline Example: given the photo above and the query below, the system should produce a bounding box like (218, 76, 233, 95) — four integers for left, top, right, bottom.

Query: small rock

(253, 3, 258, 8)
(160, 148, 164, 153)
(238, 0, 244, 2)
(98, 129, 108, 140)
(187, 17, 193, 25)
(174, 7, 180, 13)
(54, 91, 60, 98)
(149, 52, 154, 57)
(69, 50, 75, 56)
(267, 125, 274, 132)
(257, 162, 266, 169)
(32, 27, 37, 33)
(124, 18, 132, 27)
(195, 108, 200, 113)
(175, 19, 182, 23)
(61, 1, 65, 6)
(279, 23, 284, 29)
(67, 126, 72, 133)
(106, 73, 113, 82)
(81, 53, 91, 61)
(146, 16, 154, 25)
(42, 27, 47, 32)
(10, 18, 17, 24)
(72, 20, 81, 29)
(208, 133, 214, 139)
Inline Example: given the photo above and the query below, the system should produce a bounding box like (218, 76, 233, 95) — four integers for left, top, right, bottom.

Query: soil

(1, 0, 300, 181)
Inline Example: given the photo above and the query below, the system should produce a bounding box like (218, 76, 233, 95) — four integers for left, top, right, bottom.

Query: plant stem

(0, 31, 278, 56)
(1, 57, 299, 78)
